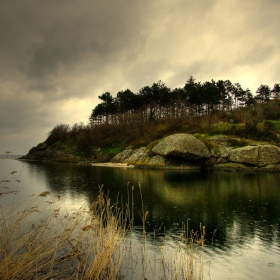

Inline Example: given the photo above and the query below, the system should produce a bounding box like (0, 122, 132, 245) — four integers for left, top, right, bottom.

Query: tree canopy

(89, 77, 279, 125)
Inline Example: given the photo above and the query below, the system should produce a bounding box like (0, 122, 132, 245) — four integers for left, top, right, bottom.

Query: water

(1, 158, 280, 279)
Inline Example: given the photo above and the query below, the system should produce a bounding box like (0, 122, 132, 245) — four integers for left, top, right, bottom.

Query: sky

(1, 0, 280, 155)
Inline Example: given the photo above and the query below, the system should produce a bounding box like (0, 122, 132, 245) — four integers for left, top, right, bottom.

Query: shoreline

(16, 158, 280, 172)
(91, 162, 135, 168)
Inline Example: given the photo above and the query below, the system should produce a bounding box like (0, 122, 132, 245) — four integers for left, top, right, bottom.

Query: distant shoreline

(0, 155, 23, 159)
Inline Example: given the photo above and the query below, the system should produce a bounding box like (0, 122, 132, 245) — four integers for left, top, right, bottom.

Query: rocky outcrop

(21, 133, 280, 172)
(229, 145, 280, 167)
(151, 134, 210, 160)
(123, 147, 149, 165)
(110, 149, 134, 163)
(148, 155, 166, 167)
(258, 145, 280, 167)
(111, 134, 280, 171)
(229, 146, 259, 166)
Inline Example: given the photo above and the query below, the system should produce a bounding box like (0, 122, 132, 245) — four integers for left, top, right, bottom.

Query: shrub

(46, 124, 70, 145)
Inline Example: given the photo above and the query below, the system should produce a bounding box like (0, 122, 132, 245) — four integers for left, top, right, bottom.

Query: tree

(99, 92, 117, 115)
(255, 85, 271, 103)
(89, 92, 117, 124)
(216, 80, 233, 111)
(139, 80, 171, 120)
(232, 83, 249, 107)
(90, 103, 105, 119)
(170, 87, 187, 118)
(116, 89, 139, 113)
(184, 76, 203, 115)
(244, 88, 255, 107)
(271, 83, 280, 100)
(201, 80, 221, 114)
(151, 80, 171, 119)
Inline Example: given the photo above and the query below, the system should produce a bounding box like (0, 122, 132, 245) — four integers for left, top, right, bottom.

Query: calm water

(1, 158, 280, 279)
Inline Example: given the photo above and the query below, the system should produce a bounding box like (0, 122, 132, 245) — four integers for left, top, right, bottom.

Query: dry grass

(1, 174, 208, 280)
(0, 178, 126, 280)
(123, 184, 206, 280)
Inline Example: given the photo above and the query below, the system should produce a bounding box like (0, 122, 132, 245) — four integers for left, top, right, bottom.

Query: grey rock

(152, 133, 210, 160)
(124, 148, 149, 164)
(229, 145, 280, 167)
(110, 149, 134, 163)
(208, 135, 245, 158)
(148, 155, 166, 167)
(258, 145, 280, 167)
(229, 146, 259, 166)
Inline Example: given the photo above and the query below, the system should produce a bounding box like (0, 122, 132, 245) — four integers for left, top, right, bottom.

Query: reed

(1, 173, 208, 279)
(0, 176, 126, 280)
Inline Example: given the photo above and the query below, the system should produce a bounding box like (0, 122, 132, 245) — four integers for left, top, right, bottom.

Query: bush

(46, 124, 70, 145)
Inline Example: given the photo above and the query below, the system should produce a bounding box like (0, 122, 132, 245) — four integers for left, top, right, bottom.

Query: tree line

(89, 77, 280, 125)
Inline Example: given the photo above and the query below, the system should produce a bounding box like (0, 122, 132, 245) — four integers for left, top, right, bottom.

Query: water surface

(1, 158, 280, 279)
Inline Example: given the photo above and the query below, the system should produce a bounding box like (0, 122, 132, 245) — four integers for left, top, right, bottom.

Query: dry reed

(1, 174, 208, 280)
(0, 178, 126, 280)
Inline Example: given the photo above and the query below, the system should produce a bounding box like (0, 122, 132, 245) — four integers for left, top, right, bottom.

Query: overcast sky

(1, 0, 279, 155)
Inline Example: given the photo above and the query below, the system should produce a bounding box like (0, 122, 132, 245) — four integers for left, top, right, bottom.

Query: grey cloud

(1, 0, 152, 98)
(1, 0, 280, 154)
(236, 45, 275, 66)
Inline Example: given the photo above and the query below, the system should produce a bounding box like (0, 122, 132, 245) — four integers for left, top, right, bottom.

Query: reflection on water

(1, 159, 280, 279)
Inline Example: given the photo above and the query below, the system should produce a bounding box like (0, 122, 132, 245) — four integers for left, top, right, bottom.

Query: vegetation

(0, 173, 206, 279)
(0, 175, 126, 279)
(89, 78, 280, 124)
(39, 77, 280, 159)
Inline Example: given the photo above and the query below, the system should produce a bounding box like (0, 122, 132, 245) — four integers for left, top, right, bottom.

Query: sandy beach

(91, 162, 135, 168)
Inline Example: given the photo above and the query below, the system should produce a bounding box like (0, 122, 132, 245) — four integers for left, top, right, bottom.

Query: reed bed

(0, 173, 126, 280)
(1, 172, 207, 280)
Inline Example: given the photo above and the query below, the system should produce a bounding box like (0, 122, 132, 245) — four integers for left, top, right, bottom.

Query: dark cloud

(1, 0, 152, 97)
(0, 0, 280, 154)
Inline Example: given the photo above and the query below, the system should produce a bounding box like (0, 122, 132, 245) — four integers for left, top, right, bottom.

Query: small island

(21, 77, 280, 172)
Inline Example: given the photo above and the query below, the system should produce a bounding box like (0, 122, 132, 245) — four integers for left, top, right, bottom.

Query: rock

(208, 135, 245, 158)
(229, 145, 280, 167)
(229, 146, 259, 166)
(110, 149, 134, 163)
(152, 133, 210, 160)
(258, 145, 280, 167)
(203, 157, 218, 167)
(124, 148, 149, 165)
(148, 155, 166, 167)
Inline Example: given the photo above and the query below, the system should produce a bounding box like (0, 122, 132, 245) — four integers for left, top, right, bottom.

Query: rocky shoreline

(20, 133, 280, 172)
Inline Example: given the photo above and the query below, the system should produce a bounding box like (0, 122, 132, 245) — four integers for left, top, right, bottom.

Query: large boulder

(229, 146, 259, 166)
(151, 133, 210, 160)
(258, 145, 280, 167)
(229, 145, 280, 167)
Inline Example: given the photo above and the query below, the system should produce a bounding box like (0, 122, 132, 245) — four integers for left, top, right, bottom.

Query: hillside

(20, 101, 280, 171)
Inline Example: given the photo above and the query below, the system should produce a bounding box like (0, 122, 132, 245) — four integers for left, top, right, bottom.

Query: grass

(269, 120, 280, 130)
(1, 172, 207, 280)
(0, 174, 126, 280)
(102, 146, 123, 156)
